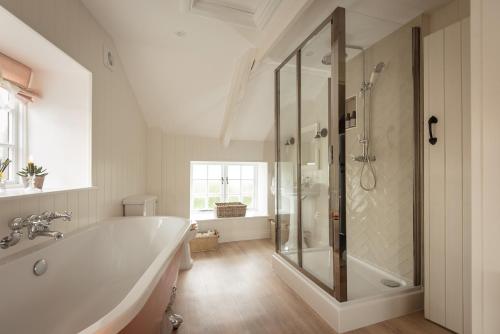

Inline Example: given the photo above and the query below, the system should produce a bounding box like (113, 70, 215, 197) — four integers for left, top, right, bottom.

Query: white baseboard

(272, 254, 423, 333)
(196, 216, 270, 243)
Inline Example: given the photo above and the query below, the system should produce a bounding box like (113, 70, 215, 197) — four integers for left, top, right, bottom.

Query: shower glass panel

(277, 55, 299, 265)
(300, 23, 333, 289)
(344, 10, 419, 300)
(276, 13, 338, 295)
(275, 7, 421, 303)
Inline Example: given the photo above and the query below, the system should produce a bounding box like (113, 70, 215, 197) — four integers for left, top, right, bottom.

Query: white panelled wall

(423, 19, 470, 334)
(0, 0, 147, 261)
(470, 0, 500, 332)
(147, 128, 275, 241)
(0, 189, 98, 260)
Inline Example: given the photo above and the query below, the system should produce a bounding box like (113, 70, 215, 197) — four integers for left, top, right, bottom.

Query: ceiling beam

(220, 48, 256, 147)
(219, 0, 314, 146)
(253, 0, 315, 66)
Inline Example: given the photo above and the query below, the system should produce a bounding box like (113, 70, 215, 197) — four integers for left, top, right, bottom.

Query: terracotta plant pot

(34, 175, 45, 190)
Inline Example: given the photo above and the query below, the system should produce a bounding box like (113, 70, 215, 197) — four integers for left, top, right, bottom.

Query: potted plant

(17, 162, 48, 190)
(0, 158, 11, 191)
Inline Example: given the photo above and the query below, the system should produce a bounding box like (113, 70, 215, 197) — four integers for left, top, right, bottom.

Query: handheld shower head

(321, 53, 331, 65)
(369, 62, 385, 86)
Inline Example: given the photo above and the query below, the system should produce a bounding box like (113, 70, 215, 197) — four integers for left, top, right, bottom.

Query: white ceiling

(81, 0, 450, 142)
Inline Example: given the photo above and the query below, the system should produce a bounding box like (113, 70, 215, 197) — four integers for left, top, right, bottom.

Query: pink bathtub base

(119, 249, 182, 334)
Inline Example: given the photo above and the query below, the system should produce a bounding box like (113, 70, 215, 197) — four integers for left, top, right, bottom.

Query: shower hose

(360, 154, 376, 191)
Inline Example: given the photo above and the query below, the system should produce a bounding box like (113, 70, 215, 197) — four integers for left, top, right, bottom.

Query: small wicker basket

(215, 202, 247, 218)
(190, 229, 219, 252)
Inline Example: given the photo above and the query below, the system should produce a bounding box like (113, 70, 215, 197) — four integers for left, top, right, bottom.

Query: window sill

(0, 185, 97, 201)
(190, 210, 269, 222)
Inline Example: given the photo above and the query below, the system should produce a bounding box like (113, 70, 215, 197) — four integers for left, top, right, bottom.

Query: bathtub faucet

(0, 211, 71, 249)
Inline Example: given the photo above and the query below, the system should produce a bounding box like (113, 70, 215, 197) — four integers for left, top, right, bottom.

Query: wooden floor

(175, 239, 451, 334)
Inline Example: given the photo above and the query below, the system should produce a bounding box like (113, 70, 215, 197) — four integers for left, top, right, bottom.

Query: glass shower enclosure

(274, 7, 422, 302)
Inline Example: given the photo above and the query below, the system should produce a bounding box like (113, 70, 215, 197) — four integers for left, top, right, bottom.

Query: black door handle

(428, 116, 438, 145)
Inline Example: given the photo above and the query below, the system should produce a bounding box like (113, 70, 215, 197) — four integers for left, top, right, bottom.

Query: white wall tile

(345, 18, 418, 283)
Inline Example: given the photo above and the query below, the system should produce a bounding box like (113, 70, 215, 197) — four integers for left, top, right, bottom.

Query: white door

(424, 19, 470, 334)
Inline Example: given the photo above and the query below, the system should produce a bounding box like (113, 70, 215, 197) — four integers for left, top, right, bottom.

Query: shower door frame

(330, 7, 347, 301)
(274, 7, 344, 298)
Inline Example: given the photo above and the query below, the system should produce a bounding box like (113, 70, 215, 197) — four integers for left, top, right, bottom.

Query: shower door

(275, 7, 346, 299)
(275, 6, 422, 303)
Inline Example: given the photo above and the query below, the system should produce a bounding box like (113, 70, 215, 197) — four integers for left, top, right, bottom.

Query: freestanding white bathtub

(0, 216, 190, 334)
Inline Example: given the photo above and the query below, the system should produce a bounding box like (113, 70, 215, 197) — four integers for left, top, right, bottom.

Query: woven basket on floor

(190, 230, 219, 252)
(215, 202, 247, 218)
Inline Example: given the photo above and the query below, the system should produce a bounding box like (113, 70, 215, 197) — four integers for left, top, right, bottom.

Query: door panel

(424, 20, 467, 333)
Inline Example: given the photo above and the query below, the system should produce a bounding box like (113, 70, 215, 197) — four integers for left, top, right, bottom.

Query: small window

(190, 161, 267, 215)
(0, 87, 26, 185)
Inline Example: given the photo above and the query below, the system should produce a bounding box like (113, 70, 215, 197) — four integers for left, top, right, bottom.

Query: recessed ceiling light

(174, 30, 187, 38)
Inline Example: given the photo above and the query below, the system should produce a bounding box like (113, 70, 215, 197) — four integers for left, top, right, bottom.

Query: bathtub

(0, 216, 190, 334)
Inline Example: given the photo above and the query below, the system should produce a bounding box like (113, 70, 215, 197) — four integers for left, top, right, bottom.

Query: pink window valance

(0, 52, 40, 102)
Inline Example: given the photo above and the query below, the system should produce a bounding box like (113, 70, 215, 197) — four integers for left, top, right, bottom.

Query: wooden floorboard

(175, 239, 451, 334)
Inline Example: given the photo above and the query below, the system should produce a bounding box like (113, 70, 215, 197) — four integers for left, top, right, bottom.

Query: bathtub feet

(168, 313, 184, 330)
(165, 286, 183, 331)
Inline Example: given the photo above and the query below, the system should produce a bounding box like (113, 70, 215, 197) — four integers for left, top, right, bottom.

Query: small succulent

(17, 163, 48, 177)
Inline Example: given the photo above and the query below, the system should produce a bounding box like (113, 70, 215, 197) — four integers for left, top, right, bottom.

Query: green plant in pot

(17, 162, 48, 190)
(0, 158, 12, 190)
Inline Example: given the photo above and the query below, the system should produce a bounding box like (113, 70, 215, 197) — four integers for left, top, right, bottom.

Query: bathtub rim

(0, 216, 188, 265)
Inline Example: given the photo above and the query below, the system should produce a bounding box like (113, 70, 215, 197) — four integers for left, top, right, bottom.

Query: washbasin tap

(0, 211, 71, 249)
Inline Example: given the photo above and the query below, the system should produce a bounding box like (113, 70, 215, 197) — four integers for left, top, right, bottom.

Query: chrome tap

(30, 230, 64, 240)
(39, 211, 72, 223)
(0, 211, 71, 249)
(0, 230, 22, 249)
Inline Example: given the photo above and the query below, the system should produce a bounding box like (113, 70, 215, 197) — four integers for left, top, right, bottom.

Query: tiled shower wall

(0, 0, 147, 260)
(345, 18, 421, 283)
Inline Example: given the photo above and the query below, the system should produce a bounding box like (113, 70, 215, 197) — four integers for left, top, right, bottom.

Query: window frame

(0, 87, 27, 186)
(190, 161, 263, 214)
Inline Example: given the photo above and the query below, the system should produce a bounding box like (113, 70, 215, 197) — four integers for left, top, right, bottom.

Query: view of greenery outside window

(0, 87, 24, 185)
(191, 163, 258, 212)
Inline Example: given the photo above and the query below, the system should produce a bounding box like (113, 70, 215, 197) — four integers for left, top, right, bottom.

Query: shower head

(373, 61, 385, 73)
(322, 45, 364, 65)
(369, 62, 385, 86)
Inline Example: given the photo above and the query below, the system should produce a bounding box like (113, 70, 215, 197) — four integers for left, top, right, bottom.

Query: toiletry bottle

(351, 110, 356, 127)
(346, 113, 351, 129)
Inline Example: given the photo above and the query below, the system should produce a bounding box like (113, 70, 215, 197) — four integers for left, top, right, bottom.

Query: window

(190, 162, 268, 214)
(0, 87, 26, 185)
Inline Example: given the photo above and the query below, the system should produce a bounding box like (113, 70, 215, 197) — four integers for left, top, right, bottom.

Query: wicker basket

(215, 202, 247, 218)
(190, 230, 219, 252)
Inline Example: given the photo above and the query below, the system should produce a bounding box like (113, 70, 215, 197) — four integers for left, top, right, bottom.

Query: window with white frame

(190, 162, 268, 214)
(0, 87, 26, 185)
